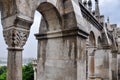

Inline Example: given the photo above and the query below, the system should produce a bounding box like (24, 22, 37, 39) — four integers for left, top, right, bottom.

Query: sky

(0, 0, 120, 58)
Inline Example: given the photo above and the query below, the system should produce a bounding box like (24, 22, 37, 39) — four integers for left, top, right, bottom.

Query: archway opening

(23, 2, 62, 61)
(89, 31, 96, 47)
(37, 2, 62, 33)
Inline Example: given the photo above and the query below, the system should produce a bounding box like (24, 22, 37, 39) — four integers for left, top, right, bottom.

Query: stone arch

(89, 31, 96, 47)
(36, 2, 63, 32)
(87, 31, 96, 79)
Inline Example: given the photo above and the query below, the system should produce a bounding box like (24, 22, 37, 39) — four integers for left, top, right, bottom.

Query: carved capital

(3, 27, 30, 48)
(2, 17, 32, 48)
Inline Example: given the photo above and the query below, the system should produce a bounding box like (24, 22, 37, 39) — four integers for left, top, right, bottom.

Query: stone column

(117, 41, 120, 80)
(32, 60, 37, 80)
(36, 28, 88, 80)
(111, 52, 117, 80)
(7, 48, 23, 80)
(2, 17, 32, 80)
(88, 49, 96, 80)
(117, 54, 120, 80)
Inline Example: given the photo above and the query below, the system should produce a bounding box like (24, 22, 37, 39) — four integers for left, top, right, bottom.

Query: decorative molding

(2, 16, 32, 30)
(2, 16, 32, 48)
(35, 27, 89, 40)
(79, 3, 103, 31)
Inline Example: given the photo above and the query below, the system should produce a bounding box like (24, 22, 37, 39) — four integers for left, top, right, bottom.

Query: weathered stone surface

(111, 53, 117, 80)
(95, 49, 110, 79)
(7, 49, 22, 80)
(0, 0, 120, 80)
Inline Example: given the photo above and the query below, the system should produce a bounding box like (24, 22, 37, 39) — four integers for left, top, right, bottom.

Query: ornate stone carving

(3, 27, 29, 48)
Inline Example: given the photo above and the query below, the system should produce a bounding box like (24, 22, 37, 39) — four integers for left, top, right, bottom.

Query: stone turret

(83, 0, 87, 8)
(99, 15, 104, 26)
(88, 0, 92, 13)
(106, 17, 111, 31)
(32, 60, 37, 80)
(95, 0, 100, 21)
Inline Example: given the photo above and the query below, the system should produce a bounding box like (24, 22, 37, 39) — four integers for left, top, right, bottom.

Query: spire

(107, 17, 110, 23)
(95, 0, 100, 20)
(88, 0, 92, 13)
(83, 0, 87, 8)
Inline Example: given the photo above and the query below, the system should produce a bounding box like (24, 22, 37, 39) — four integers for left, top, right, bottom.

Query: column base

(88, 76, 102, 80)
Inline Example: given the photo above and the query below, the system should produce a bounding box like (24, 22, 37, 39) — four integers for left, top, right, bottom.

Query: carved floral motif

(3, 27, 29, 48)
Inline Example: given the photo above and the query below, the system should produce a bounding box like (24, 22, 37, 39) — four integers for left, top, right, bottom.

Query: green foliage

(22, 62, 34, 80)
(0, 62, 34, 80)
(0, 66, 7, 80)
(0, 72, 6, 80)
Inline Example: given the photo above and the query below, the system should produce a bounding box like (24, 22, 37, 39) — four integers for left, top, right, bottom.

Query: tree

(0, 66, 7, 80)
(0, 66, 7, 75)
(0, 72, 6, 80)
(22, 62, 34, 80)
(0, 62, 34, 80)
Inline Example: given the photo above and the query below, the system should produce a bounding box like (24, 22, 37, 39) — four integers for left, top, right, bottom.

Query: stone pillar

(35, 0, 89, 80)
(88, 49, 96, 80)
(35, 28, 88, 80)
(2, 17, 32, 80)
(7, 48, 23, 80)
(77, 36, 88, 80)
(117, 40, 120, 80)
(111, 52, 117, 80)
(32, 60, 37, 80)
(117, 54, 120, 80)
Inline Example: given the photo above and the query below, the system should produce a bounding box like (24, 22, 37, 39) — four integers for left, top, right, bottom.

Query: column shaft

(111, 53, 117, 80)
(7, 48, 23, 80)
(34, 69, 37, 80)
(117, 54, 120, 80)
(88, 56, 94, 77)
(87, 49, 96, 80)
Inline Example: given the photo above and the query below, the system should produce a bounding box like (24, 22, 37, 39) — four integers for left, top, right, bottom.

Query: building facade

(0, 0, 120, 80)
